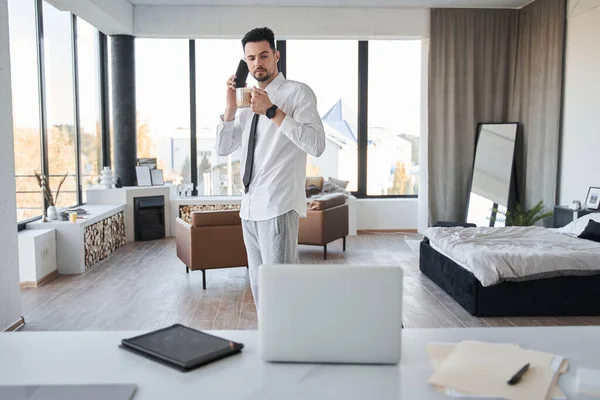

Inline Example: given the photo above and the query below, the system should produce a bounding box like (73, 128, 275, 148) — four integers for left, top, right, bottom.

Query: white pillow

(557, 213, 600, 236)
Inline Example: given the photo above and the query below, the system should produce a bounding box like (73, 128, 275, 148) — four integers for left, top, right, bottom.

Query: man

(216, 27, 326, 308)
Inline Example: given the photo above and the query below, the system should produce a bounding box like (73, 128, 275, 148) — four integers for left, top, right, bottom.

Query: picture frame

(137, 158, 157, 170)
(151, 169, 164, 186)
(585, 187, 600, 210)
(135, 166, 152, 187)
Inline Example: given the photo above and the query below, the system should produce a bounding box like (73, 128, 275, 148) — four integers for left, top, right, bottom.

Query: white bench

(26, 204, 126, 274)
(169, 194, 358, 237)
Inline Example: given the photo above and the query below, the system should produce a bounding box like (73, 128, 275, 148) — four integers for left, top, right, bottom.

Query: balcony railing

(15, 173, 96, 222)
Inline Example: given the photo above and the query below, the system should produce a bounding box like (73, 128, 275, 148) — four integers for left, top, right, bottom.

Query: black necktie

(243, 113, 260, 193)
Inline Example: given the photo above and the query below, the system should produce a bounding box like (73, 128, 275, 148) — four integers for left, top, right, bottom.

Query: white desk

(1, 327, 599, 399)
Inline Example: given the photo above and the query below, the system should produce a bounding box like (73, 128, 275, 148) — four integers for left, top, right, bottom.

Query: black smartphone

(234, 59, 249, 88)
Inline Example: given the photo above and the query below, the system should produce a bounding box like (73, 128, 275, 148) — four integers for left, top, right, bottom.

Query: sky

(9, 0, 422, 141)
(8, 0, 100, 134)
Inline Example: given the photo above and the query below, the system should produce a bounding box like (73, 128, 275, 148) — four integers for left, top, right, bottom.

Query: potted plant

(34, 171, 68, 221)
(491, 200, 553, 227)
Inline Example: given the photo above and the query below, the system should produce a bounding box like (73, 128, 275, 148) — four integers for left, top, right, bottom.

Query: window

(107, 36, 113, 168)
(195, 40, 257, 196)
(77, 18, 101, 202)
(8, 0, 43, 221)
(367, 41, 421, 196)
(287, 40, 359, 192)
(43, 1, 77, 208)
(136, 39, 190, 185)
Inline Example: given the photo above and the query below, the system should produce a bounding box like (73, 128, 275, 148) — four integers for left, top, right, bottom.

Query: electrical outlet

(41, 248, 49, 259)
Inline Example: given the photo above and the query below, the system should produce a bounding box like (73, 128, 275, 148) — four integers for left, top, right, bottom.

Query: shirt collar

(264, 72, 285, 96)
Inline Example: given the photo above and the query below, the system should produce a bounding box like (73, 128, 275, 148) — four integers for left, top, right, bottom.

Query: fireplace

(134, 196, 165, 241)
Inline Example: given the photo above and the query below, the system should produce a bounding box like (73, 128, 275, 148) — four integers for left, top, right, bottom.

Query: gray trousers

(241, 210, 300, 309)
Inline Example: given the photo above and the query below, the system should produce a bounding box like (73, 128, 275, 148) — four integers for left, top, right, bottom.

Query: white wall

(357, 199, 418, 231)
(45, 0, 134, 35)
(0, 0, 22, 331)
(134, 6, 430, 39)
(418, 38, 429, 232)
(558, 0, 600, 205)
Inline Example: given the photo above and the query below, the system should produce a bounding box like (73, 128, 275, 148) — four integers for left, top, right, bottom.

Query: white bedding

(423, 226, 600, 287)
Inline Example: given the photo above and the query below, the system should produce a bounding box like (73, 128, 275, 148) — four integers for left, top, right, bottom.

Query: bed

(419, 214, 600, 317)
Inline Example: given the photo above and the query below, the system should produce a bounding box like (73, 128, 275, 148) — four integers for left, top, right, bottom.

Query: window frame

(16, 1, 97, 230)
(15, 25, 420, 230)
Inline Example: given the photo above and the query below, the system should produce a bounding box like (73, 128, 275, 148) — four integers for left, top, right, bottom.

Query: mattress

(423, 226, 600, 287)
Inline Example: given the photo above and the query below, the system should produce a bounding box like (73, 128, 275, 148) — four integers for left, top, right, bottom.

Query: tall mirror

(466, 123, 518, 227)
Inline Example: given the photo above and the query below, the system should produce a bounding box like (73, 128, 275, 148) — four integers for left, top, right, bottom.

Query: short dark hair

(241, 27, 276, 51)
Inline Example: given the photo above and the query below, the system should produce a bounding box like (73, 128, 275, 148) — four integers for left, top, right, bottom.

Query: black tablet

(120, 324, 244, 372)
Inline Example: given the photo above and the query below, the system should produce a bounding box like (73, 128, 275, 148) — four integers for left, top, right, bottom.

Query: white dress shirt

(216, 73, 326, 221)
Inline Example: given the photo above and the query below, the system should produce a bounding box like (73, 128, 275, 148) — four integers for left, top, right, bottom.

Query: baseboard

(20, 270, 58, 289)
(358, 229, 418, 234)
(4, 317, 25, 332)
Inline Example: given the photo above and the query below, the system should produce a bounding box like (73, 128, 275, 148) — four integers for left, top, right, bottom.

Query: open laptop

(258, 264, 403, 365)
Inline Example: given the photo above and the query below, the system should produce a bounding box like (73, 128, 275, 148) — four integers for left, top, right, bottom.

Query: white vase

(47, 206, 58, 221)
(100, 167, 113, 189)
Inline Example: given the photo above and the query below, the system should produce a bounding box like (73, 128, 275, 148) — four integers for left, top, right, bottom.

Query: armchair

(299, 193, 349, 260)
(176, 210, 248, 289)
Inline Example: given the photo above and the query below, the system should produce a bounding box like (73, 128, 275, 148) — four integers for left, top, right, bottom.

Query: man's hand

(250, 87, 273, 115)
(224, 75, 239, 122)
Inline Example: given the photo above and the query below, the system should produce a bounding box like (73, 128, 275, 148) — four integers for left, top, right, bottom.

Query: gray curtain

(428, 0, 566, 225)
(510, 0, 566, 220)
(428, 9, 519, 224)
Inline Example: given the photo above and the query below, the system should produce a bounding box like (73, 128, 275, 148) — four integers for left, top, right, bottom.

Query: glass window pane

(195, 39, 257, 196)
(43, 1, 77, 208)
(287, 40, 358, 192)
(8, 0, 43, 221)
(108, 37, 113, 168)
(136, 39, 190, 185)
(77, 18, 101, 202)
(368, 40, 421, 196)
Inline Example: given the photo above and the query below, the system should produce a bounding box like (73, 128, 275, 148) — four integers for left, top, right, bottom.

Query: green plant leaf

(504, 200, 553, 226)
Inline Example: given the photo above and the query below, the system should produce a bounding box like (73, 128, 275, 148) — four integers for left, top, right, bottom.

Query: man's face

(244, 40, 279, 82)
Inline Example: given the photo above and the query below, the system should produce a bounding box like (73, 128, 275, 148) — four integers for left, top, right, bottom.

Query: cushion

(191, 210, 241, 227)
(308, 193, 346, 210)
(306, 176, 324, 190)
(328, 177, 349, 189)
(557, 213, 600, 237)
(321, 181, 350, 195)
(306, 185, 321, 197)
(578, 220, 600, 242)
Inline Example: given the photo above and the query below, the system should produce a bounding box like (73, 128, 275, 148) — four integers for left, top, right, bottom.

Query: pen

(508, 363, 530, 385)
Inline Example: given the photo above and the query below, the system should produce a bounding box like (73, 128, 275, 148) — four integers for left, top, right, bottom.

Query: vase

(47, 206, 58, 221)
(100, 167, 113, 189)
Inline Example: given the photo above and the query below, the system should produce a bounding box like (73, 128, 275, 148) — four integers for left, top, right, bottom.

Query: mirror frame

(465, 122, 520, 227)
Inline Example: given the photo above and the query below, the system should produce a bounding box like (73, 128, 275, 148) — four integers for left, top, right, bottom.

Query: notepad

(427, 341, 568, 400)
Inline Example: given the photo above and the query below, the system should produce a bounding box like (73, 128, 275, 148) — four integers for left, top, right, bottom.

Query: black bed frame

(420, 238, 600, 317)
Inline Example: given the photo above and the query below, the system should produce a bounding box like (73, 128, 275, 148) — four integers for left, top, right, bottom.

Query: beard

(253, 68, 271, 82)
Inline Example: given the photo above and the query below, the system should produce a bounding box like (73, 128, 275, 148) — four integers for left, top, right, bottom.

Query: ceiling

(129, 0, 531, 8)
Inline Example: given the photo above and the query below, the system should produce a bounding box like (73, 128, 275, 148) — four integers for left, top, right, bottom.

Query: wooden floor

(18, 233, 600, 331)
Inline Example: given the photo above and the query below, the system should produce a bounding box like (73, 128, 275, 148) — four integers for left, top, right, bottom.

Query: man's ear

(275, 49, 280, 63)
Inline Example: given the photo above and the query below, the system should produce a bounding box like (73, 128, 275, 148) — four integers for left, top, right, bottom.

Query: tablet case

(120, 324, 243, 372)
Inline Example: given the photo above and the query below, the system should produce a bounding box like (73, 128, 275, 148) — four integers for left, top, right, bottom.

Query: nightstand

(553, 205, 600, 228)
